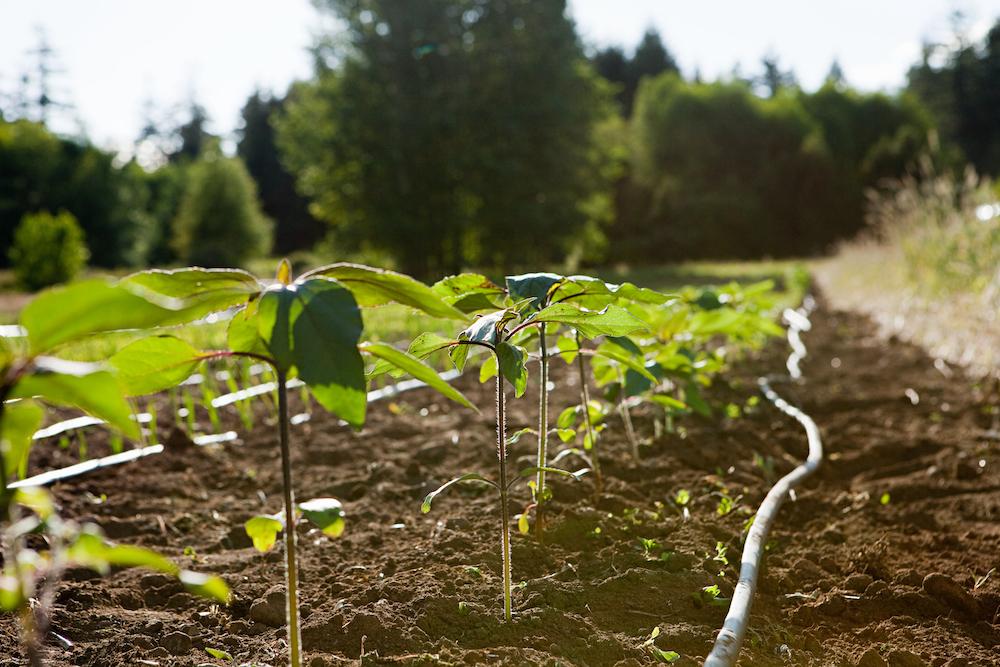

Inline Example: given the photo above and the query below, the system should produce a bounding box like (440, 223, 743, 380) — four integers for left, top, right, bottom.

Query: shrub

(172, 155, 272, 267)
(9, 210, 89, 291)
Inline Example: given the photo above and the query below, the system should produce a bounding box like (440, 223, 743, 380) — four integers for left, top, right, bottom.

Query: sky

(1, 0, 998, 155)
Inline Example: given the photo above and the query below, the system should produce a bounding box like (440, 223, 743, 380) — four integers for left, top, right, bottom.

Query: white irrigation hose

(9, 369, 461, 490)
(704, 296, 821, 667)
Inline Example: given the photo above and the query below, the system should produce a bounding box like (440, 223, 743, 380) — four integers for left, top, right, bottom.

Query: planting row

(0, 261, 786, 666)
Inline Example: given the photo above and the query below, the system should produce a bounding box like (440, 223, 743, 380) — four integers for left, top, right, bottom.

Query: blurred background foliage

(0, 0, 998, 288)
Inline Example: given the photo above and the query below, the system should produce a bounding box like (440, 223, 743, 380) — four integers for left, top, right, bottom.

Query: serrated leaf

(304, 263, 464, 319)
(245, 516, 283, 552)
(496, 343, 527, 398)
(432, 273, 505, 313)
(123, 268, 260, 324)
(110, 336, 205, 396)
(298, 498, 346, 538)
(360, 342, 476, 411)
(20, 280, 177, 354)
(12, 359, 139, 439)
(531, 303, 647, 340)
(421, 473, 497, 513)
(1, 399, 42, 480)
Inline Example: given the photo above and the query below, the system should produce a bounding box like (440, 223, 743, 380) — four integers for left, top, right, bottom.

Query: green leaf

(206, 647, 234, 661)
(13, 486, 53, 520)
(123, 268, 260, 324)
(496, 343, 528, 398)
(684, 382, 712, 417)
(556, 406, 577, 429)
(0, 569, 23, 611)
(550, 275, 672, 309)
(505, 427, 536, 446)
(110, 336, 206, 396)
(245, 516, 283, 552)
(531, 303, 647, 340)
(179, 570, 231, 603)
(432, 273, 505, 313)
(360, 342, 477, 411)
(226, 300, 269, 359)
(303, 263, 464, 319)
(456, 310, 515, 347)
(20, 280, 176, 354)
(591, 343, 657, 383)
(555, 334, 579, 364)
(651, 394, 687, 411)
(479, 354, 498, 383)
(103, 544, 180, 573)
(12, 358, 139, 439)
(256, 278, 366, 427)
(368, 332, 454, 380)
(1, 399, 43, 481)
(298, 497, 346, 538)
(516, 466, 588, 481)
(505, 273, 565, 311)
(421, 473, 498, 513)
(517, 513, 530, 534)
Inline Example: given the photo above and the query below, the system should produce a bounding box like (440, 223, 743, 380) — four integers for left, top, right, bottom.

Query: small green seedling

(0, 279, 230, 663)
(641, 626, 681, 663)
(112, 261, 474, 667)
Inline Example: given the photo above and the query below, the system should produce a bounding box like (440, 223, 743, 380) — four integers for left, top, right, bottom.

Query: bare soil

(2, 300, 999, 666)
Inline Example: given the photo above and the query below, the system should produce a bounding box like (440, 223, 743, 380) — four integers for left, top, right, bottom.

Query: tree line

(1, 1, 998, 287)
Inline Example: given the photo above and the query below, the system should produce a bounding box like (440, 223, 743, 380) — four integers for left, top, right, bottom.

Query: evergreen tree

(237, 90, 324, 255)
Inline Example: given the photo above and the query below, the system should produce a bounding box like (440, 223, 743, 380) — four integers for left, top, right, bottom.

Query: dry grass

(815, 162, 1000, 379)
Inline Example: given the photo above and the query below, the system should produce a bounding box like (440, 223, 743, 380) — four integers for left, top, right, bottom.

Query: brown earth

(1, 299, 999, 666)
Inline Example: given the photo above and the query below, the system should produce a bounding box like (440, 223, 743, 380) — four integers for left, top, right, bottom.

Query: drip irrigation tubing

(704, 295, 821, 667)
(9, 369, 460, 490)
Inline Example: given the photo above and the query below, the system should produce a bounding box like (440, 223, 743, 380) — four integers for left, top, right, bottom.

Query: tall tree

(757, 54, 798, 98)
(591, 27, 679, 116)
(278, 0, 614, 276)
(237, 90, 324, 255)
(170, 102, 212, 163)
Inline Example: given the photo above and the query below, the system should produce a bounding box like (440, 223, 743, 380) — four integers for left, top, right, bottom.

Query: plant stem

(617, 370, 640, 460)
(276, 370, 302, 667)
(575, 331, 602, 493)
(495, 369, 512, 622)
(535, 324, 548, 541)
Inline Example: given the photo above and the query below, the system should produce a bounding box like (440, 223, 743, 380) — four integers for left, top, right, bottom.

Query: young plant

(0, 280, 230, 664)
(505, 273, 667, 535)
(113, 261, 473, 667)
(417, 290, 645, 619)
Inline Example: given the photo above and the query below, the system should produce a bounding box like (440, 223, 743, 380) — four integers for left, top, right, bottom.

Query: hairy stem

(276, 370, 302, 667)
(496, 369, 512, 622)
(535, 324, 548, 540)
(575, 331, 602, 493)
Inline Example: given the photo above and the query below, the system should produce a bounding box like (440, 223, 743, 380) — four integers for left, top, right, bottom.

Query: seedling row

(0, 261, 789, 666)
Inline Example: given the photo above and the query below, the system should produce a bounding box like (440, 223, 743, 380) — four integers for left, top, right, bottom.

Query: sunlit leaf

(1, 399, 42, 480)
(110, 336, 206, 396)
(12, 358, 139, 439)
(422, 473, 498, 513)
(179, 570, 231, 603)
(531, 303, 647, 339)
(123, 268, 259, 324)
(432, 273, 505, 313)
(505, 273, 565, 311)
(496, 343, 527, 397)
(20, 280, 176, 354)
(245, 516, 283, 552)
(304, 263, 464, 319)
(298, 497, 346, 538)
(256, 278, 366, 426)
(360, 342, 476, 411)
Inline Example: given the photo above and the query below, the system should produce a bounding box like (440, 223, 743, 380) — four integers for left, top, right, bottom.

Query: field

(1, 260, 997, 667)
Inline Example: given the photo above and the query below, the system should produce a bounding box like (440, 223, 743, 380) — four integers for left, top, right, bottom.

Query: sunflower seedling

(113, 261, 473, 667)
